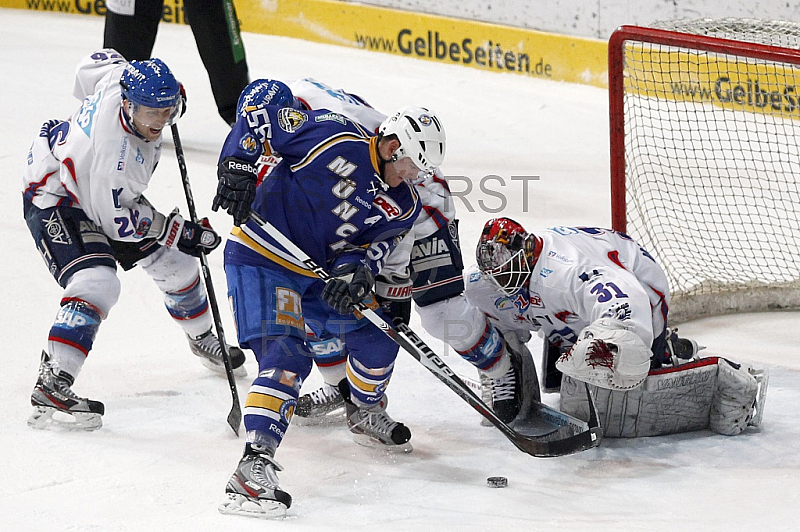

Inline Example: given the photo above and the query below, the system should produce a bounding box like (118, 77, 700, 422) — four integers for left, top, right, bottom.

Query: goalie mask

(120, 58, 183, 139)
(477, 217, 535, 296)
(378, 106, 446, 174)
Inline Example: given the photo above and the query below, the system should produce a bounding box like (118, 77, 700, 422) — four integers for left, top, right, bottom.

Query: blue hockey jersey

(220, 104, 420, 275)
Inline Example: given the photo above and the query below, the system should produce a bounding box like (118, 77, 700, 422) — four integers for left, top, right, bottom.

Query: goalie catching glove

(212, 156, 258, 226)
(156, 208, 221, 257)
(556, 318, 651, 391)
(322, 255, 375, 314)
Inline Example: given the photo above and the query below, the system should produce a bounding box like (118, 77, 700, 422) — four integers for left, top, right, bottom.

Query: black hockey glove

(158, 209, 221, 257)
(212, 157, 259, 226)
(322, 261, 376, 314)
(375, 274, 412, 326)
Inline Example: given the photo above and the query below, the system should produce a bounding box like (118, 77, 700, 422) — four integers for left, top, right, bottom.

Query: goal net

(609, 19, 800, 323)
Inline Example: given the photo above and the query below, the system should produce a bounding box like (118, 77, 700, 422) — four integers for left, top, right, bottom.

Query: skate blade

(27, 406, 103, 432)
(293, 407, 346, 427)
(200, 357, 248, 378)
(352, 433, 413, 453)
(218, 493, 287, 519)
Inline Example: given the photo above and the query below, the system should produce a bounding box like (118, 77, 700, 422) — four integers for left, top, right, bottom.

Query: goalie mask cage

(609, 19, 800, 323)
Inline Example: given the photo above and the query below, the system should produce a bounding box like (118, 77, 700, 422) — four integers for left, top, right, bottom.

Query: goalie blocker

(560, 356, 768, 437)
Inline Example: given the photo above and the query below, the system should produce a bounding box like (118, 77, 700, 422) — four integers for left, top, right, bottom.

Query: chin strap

(119, 105, 147, 141)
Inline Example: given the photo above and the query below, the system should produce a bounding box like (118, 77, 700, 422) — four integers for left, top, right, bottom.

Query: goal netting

(609, 18, 800, 323)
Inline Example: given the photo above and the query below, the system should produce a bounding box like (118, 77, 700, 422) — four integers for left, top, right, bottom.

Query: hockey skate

(345, 395, 412, 452)
(481, 350, 523, 424)
(188, 329, 247, 377)
(294, 382, 346, 426)
(28, 351, 104, 431)
(219, 445, 292, 519)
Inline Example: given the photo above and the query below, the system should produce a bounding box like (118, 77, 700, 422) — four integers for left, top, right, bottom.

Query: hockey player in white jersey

(22, 49, 246, 432)
(234, 79, 526, 428)
(465, 217, 767, 437)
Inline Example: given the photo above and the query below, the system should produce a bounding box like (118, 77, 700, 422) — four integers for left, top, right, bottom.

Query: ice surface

(1, 9, 798, 531)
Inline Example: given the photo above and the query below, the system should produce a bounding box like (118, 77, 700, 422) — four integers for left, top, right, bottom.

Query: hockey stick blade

(247, 210, 601, 457)
(171, 125, 242, 436)
(460, 373, 597, 438)
(394, 322, 601, 457)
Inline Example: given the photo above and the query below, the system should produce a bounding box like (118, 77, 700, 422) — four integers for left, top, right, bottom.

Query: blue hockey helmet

(236, 79, 300, 118)
(120, 59, 182, 138)
(120, 58, 181, 109)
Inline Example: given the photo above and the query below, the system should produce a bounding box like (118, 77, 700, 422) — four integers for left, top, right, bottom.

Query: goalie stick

(246, 210, 602, 457)
(171, 124, 242, 436)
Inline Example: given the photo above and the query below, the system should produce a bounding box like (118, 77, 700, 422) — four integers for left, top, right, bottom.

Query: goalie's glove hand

(322, 260, 375, 314)
(213, 157, 258, 226)
(158, 208, 221, 257)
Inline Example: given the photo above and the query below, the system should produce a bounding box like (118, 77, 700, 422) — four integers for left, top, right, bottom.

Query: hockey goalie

(461, 218, 768, 438)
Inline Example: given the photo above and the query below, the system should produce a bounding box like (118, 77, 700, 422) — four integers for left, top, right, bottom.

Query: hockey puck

(486, 476, 508, 488)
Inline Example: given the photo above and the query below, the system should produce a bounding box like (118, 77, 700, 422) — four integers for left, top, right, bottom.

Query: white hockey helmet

(379, 106, 446, 173)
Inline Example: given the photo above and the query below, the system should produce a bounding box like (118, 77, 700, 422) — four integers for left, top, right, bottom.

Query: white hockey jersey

(23, 49, 164, 242)
(463, 226, 670, 350)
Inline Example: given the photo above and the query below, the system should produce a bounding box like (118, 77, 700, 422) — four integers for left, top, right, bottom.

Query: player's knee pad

(556, 318, 651, 391)
(251, 335, 314, 378)
(139, 246, 200, 293)
(455, 321, 508, 377)
(417, 294, 484, 351)
(62, 266, 121, 317)
(340, 318, 399, 369)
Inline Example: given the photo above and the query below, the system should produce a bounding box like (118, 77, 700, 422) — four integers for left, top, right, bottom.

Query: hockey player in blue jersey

(231, 79, 527, 433)
(213, 88, 445, 518)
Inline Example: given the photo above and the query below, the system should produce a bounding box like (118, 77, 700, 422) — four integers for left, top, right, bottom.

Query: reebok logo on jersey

(227, 159, 258, 175)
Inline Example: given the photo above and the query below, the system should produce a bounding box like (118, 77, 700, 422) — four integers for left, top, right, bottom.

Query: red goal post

(608, 21, 800, 323)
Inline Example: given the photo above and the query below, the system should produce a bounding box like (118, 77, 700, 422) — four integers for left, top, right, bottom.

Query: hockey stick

(171, 124, 242, 436)
(246, 210, 601, 457)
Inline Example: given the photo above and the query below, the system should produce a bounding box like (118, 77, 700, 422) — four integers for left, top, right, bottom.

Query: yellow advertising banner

(625, 43, 800, 119)
(1, 0, 610, 88)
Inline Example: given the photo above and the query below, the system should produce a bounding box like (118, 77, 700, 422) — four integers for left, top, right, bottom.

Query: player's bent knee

(139, 246, 200, 292)
(62, 266, 121, 316)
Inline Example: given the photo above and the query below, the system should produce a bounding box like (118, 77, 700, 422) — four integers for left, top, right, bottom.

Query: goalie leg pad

(561, 358, 720, 437)
(562, 356, 767, 437)
(709, 359, 763, 436)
